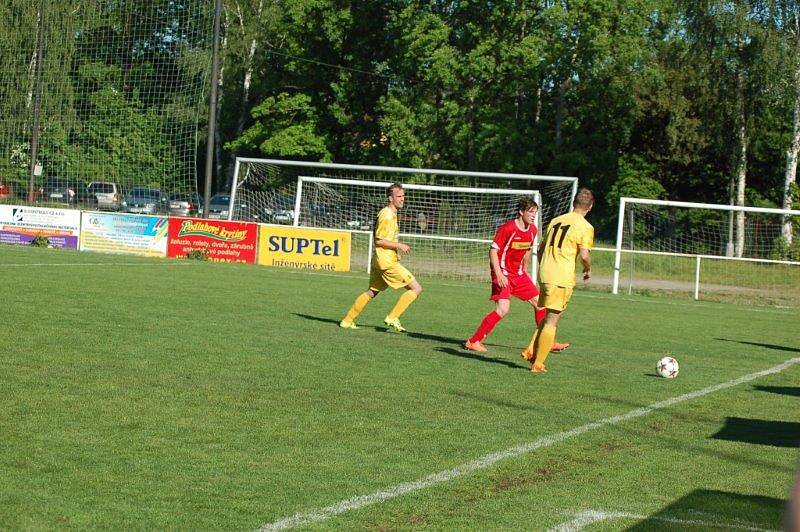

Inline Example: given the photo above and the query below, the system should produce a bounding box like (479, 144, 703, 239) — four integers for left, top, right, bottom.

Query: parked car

(0, 182, 13, 202)
(207, 194, 233, 219)
(121, 187, 165, 215)
(88, 181, 123, 210)
(267, 195, 295, 224)
(207, 194, 269, 222)
(37, 178, 95, 206)
(168, 192, 203, 217)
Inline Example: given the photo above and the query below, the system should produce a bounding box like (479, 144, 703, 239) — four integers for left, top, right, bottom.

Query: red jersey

(491, 219, 537, 277)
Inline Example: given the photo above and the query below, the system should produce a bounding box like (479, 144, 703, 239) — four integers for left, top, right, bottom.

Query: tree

(777, 0, 800, 242)
(226, 92, 330, 160)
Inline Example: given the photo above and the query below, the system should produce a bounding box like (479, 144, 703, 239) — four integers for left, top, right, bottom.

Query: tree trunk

(783, 56, 800, 242)
(734, 71, 748, 258)
(214, 29, 227, 193)
(225, 0, 262, 190)
(555, 79, 567, 150)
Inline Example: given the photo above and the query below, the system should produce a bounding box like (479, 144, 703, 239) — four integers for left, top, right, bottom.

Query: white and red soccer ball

(656, 356, 679, 378)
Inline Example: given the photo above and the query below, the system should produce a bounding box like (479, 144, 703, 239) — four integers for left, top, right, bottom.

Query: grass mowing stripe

(549, 510, 779, 532)
(258, 356, 800, 531)
(0, 262, 196, 267)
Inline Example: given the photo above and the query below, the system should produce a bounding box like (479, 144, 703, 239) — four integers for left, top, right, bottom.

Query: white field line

(549, 509, 779, 532)
(257, 357, 800, 531)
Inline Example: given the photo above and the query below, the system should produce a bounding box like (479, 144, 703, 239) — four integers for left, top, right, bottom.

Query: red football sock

(469, 311, 503, 343)
(535, 307, 546, 325)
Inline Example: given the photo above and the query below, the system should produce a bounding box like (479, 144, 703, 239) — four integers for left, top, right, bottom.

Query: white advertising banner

(0, 205, 81, 248)
(80, 212, 168, 257)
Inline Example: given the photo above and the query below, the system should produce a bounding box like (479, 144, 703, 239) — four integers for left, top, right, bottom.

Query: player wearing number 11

(523, 187, 594, 373)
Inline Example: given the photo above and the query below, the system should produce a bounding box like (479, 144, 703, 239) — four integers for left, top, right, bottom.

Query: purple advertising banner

(0, 205, 81, 249)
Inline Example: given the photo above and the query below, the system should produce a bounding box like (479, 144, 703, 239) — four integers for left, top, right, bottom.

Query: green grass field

(2, 244, 799, 530)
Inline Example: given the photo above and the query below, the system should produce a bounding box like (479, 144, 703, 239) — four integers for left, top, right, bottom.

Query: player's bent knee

(495, 300, 510, 317)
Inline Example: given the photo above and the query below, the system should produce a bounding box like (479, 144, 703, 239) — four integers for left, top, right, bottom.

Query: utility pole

(203, 0, 222, 218)
(28, 0, 45, 202)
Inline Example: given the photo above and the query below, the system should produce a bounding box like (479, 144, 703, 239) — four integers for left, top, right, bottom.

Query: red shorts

(490, 272, 539, 302)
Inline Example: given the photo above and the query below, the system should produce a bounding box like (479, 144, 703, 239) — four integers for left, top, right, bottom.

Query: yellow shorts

(539, 283, 574, 312)
(370, 262, 415, 291)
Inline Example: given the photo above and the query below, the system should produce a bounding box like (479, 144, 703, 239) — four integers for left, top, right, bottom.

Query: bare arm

(490, 248, 508, 287)
(376, 238, 410, 254)
(579, 247, 591, 281)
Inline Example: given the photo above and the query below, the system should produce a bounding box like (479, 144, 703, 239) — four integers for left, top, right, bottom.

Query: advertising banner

(80, 212, 168, 257)
(258, 225, 351, 271)
(167, 217, 257, 263)
(0, 205, 81, 248)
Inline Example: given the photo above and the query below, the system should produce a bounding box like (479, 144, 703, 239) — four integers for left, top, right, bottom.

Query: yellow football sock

(343, 293, 371, 323)
(527, 327, 540, 353)
(533, 324, 557, 367)
(387, 291, 418, 320)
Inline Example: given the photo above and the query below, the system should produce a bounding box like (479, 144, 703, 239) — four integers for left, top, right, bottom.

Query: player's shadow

(435, 347, 529, 370)
(293, 313, 529, 369)
(293, 313, 465, 347)
(712, 417, 800, 448)
(753, 385, 800, 397)
(715, 338, 800, 353)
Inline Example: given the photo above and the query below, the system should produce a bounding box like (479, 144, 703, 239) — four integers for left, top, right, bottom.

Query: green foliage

(608, 155, 666, 209)
(770, 235, 800, 261)
(186, 249, 209, 261)
(226, 93, 330, 161)
(29, 236, 50, 247)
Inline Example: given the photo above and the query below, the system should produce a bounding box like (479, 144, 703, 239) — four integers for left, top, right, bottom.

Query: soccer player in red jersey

(464, 196, 568, 354)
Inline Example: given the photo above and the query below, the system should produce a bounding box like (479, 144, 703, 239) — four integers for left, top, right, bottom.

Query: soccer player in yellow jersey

(340, 182, 423, 333)
(524, 187, 594, 373)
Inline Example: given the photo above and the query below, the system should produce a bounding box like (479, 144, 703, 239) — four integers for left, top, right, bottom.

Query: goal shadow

(754, 385, 800, 397)
(711, 417, 800, 448)
(715, 338, 800, 354)
(625, 489, 786, 531)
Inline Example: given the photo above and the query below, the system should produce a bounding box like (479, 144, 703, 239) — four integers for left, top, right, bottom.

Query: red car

(0, 183, 13, 201)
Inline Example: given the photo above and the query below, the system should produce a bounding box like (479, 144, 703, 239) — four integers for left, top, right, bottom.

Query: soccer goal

(295, 175, 541, 279)
(611, 197, 800, 306)
(229, 158, 578, 280)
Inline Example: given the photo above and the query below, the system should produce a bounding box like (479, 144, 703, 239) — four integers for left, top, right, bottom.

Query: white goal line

(256, 356, 800, 530)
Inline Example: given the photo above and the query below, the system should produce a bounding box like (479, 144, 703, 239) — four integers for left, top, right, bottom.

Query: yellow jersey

(373, 206, 399, 269)
(538, 211, 594, 287)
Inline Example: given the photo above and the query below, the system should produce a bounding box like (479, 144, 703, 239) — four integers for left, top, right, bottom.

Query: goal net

(229, 159, 578, 280)
(0, 1, 213, 205)
(612, 198, 800, 307)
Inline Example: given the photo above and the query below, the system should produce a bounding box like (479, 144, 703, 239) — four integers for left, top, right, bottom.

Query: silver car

(169, 192, 203, 217)
(121, 187, 164, 215)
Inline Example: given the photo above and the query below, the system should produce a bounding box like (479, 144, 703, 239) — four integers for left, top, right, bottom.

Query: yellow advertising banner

(258, 225, 351, 272)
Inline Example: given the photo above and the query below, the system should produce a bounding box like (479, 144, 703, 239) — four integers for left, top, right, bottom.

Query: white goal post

(612, 197, 800, 306)
(227, 158, 579, 281)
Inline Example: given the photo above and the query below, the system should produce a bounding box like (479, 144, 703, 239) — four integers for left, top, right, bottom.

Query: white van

(88, 182, 123, 210)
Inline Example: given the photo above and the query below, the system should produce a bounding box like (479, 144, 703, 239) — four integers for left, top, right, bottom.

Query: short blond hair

(386, 182, 403, 197)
